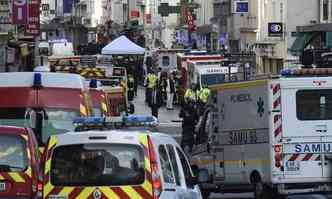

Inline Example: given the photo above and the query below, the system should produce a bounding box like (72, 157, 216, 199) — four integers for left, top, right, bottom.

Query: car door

(158, 144, 177, 199)
(175, 146, 202, 199)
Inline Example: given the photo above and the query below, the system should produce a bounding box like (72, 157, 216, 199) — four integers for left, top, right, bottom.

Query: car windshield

(0, 108, 79, 145)
(51, 143, 145, 186)
(42, 108, 80, 143)
(0, 135, 28, 172)
(201, 74, 225, 87)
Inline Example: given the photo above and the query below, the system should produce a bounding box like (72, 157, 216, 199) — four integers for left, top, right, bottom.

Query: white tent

(102, 35, 145, 55)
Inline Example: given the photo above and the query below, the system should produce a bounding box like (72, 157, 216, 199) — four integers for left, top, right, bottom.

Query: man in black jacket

(179, 102, 198, 156)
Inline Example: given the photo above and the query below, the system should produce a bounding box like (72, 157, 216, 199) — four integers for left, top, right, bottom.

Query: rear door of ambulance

(279, 77, 332, 181)
(43, 133, 154, 199)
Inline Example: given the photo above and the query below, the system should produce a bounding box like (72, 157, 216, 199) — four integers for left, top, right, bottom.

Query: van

(42, 116, 204, 199)
(0, 72, 93, 147)
(0, 126, 41, 198)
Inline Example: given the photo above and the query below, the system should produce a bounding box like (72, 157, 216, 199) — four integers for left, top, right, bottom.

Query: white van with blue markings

(191, 68, 332, 199)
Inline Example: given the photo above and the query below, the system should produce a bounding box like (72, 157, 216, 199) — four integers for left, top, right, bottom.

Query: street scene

(2, 0, 332, 199)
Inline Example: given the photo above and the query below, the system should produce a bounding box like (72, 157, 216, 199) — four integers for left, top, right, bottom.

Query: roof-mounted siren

(89, 79, 98, 88)
(33, 73, 43, 89)
(281, 68, 332, 77)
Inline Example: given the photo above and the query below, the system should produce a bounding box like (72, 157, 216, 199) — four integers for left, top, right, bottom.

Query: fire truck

(191, 68, 332, 198)
(53, 63, 130, 116)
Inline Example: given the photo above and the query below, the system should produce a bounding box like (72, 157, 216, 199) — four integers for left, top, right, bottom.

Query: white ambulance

(187, 60, 238, 90)
(191, 68, 332, 199)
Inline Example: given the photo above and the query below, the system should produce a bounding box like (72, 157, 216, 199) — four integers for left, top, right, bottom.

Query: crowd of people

(144, 68, 179, 118)
(143, 67, 211, 156)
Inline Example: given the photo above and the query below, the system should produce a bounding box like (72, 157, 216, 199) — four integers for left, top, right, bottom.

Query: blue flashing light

(73, 117, 105, 126)
(73, 115, 159, 131)
(89, 79, 98, 88)
(280, 69, 293, 77)
(123, 115, 158, 124)
(33, 73, 42, 88)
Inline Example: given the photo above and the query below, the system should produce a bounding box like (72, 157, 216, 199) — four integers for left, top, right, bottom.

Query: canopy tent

(101, 35, 145, 55)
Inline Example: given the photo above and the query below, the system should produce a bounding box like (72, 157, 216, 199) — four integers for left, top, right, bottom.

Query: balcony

(240, 15, 259, 33)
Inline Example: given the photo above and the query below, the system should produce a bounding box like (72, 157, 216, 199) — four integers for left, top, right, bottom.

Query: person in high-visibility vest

(199, 87, 211, 104)
(145, 71, 158, 105)
(127, 74, 135, 102)
(197, 86, 211, 115)
(184, 83, 198, 103)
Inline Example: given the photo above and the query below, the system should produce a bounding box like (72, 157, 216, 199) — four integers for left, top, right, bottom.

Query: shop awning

(290, 32, 317, 55)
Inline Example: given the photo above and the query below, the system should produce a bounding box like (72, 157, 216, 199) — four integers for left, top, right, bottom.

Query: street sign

(158, 3, 180, 17)
(12, 0, 28, 24)
(233, 0, 249, 13)
(268, 22, 283, 37)
(26, 0, 40, 36)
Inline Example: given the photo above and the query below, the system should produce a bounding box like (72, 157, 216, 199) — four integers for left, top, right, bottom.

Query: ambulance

(176, 52, 224, 103)
(88, 80, 110, 117)
(0, 72, 93, 147)
(191, 68, 332, 199)
(187, 60, 238, 90)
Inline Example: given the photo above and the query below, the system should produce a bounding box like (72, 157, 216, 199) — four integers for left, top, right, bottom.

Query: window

(166, 145, 181, 186)
(51, 144, 145, 186)
(176, 147, 193, 188)
(162, 56, 170, 67)
(0, 135, 28, 172)
(201, 74, 225, 87)
(158, 145, 175, 184)
(323, 0, 329, 21)
(297, 89, 332, 120)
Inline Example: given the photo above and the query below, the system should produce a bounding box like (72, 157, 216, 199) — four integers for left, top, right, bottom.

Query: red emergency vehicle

(0, 72, 93, 147)
(0, 126, 41, 198)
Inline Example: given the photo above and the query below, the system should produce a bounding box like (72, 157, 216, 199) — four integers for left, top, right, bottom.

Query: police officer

(198, 86, 211, 114)
(145, 71, 158, 105)
(184, 83, 198, 104)
(179, 101, 198, 156)
(127, 74, 135, 101)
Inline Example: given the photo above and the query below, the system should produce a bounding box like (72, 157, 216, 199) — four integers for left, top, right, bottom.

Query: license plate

(286, 161, 300, 171)
(0, 183, 5, 191)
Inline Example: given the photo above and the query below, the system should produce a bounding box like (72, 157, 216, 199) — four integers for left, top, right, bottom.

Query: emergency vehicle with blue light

(0, 126, 42, 199)
(41, 115, 204, 199)
(191, 68, 332, 199)
(0, 72, 93, 148)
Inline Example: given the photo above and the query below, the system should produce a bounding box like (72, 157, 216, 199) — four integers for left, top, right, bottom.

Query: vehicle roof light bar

(73, 115, 159, 132)
(281, 68, 332, 77)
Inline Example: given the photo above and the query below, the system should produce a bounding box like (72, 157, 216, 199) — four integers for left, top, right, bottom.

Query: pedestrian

(148, 84, 163, 118)
(159, 74, 168, 104)
(127, 74, 135, 102)
(166, 73, 176, 110)
(145, 70, 158, 104)
(179, 101, 198, 156)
